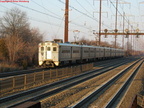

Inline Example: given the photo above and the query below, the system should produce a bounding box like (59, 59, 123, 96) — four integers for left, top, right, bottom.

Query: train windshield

(53, 47, 57, 51)
(41, 47, 44, 51)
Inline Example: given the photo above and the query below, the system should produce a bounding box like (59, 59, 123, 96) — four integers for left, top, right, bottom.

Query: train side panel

(71, 45, 81, 61)
(104, 47, 111, 58)
(95, 46, 100, 58)
(59, 43, 81, 64)
(81, 45, 89, 61)
(89, 46, 95, 59)
(99, 47, 105, 58)
(59, 44, 72, 61)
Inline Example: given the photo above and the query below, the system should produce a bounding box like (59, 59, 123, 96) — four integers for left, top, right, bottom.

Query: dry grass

(0, 62, 22, 73)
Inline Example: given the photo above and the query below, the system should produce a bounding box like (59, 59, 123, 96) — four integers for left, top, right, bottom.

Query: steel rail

(0, 68, 46, 78)
(104, 60, 143, 108)
(0, 59, 134, 107)
(0, 57, 126, 78)
(71, 59, 143, 108)
(0, 58, 129, 99)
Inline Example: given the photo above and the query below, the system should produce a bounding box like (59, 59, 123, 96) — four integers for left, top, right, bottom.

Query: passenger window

(53, 47, 57, 51)
(47, 47, 51, 51)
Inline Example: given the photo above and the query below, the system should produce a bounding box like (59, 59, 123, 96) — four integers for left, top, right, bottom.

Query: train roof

(58, 43, 80, 47)
(39, 41, 124, 51)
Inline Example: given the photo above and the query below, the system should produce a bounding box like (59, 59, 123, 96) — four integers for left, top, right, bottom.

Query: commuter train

(38, 40, 125, 67)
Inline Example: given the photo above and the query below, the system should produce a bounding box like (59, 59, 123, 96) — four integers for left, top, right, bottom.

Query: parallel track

(71, 59, 143, 108)
(0, 68, 46, 78)
(0, 58, 136, 108)
(105, 60, 143, 108)
(0, 57, 131, 78)
(0, 57, 142, 108)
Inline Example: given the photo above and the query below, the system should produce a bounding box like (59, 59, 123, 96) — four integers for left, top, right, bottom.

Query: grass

(0, 62, 22, 73)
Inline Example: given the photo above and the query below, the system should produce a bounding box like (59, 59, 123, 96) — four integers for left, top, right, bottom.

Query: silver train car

(38, 41, 125, 67)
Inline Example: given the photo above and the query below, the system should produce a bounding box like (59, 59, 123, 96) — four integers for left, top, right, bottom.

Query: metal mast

(115, 0, 118, 48)
(99, 0, 102, 46)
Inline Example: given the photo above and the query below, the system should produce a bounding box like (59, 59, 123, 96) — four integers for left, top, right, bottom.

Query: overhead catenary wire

(58, 0, 99, 22)
(11, 2, 62, 20)
(9, 0, 120, 33)
(10, 1, 94, 32)
(29, 17, 62, 27)
(31, 0, 63, 39)
(85, 0, 96, 10)
(31, 0, 62, 18)
(1, 0, 143, 43)
(75, 0, 94, 17)
(108, 0, 135, 31)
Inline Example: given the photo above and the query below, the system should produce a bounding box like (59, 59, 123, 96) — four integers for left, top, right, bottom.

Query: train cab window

(47, 47, 51, 51)
(41, 47, 44, 51)
(53, 47, 57, 51)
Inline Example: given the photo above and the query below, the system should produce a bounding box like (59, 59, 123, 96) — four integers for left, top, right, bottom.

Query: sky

(0, 0, 144, 50)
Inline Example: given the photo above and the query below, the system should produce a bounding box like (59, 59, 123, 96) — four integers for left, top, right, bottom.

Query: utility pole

(64, 0, 69, 42)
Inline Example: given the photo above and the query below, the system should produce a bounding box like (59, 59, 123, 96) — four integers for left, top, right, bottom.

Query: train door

(46, 46, 52, 59)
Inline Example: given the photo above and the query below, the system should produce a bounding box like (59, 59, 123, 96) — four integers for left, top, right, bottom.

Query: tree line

(0, 8, 43, 69)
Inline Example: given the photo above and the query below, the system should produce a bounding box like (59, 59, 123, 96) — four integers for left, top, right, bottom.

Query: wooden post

(64, 0, 69, 42)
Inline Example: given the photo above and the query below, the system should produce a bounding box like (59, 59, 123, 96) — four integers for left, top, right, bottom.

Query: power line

(85, 0, 96, 10)
(11, 1, 93, 31)
(11, 2, 62, 20)
(31, 0, 61, 18)
(29, 17, 62, 27)
(32, 0, 63, 39)
(58, 0, 99, 22)
(108, 0, 135, 31)
(75, 0, 93, 17)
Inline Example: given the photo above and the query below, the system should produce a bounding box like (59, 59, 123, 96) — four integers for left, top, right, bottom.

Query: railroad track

(71, 58, 143, 108)
(0, 58, 129, 98)
(0, 57, 132, 78)
(0, 57, 141, 108)
(0, 68, 46, 78)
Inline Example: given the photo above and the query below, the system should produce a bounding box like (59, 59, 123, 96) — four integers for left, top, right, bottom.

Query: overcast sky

(0, 0, 144, 50)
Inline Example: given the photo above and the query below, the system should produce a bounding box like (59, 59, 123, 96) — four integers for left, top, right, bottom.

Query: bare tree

(5, 35, 25, 62)
(24, 28, 43, 65)
(0, 8, 29, 63)
(0, 7, 29, 38)
(0, 38, 8, 60)
(0, 8, 43, 66)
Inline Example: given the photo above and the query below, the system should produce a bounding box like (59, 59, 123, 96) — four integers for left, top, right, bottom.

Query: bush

(0, 39, 8, 60)
(0, 62, 22, 73)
